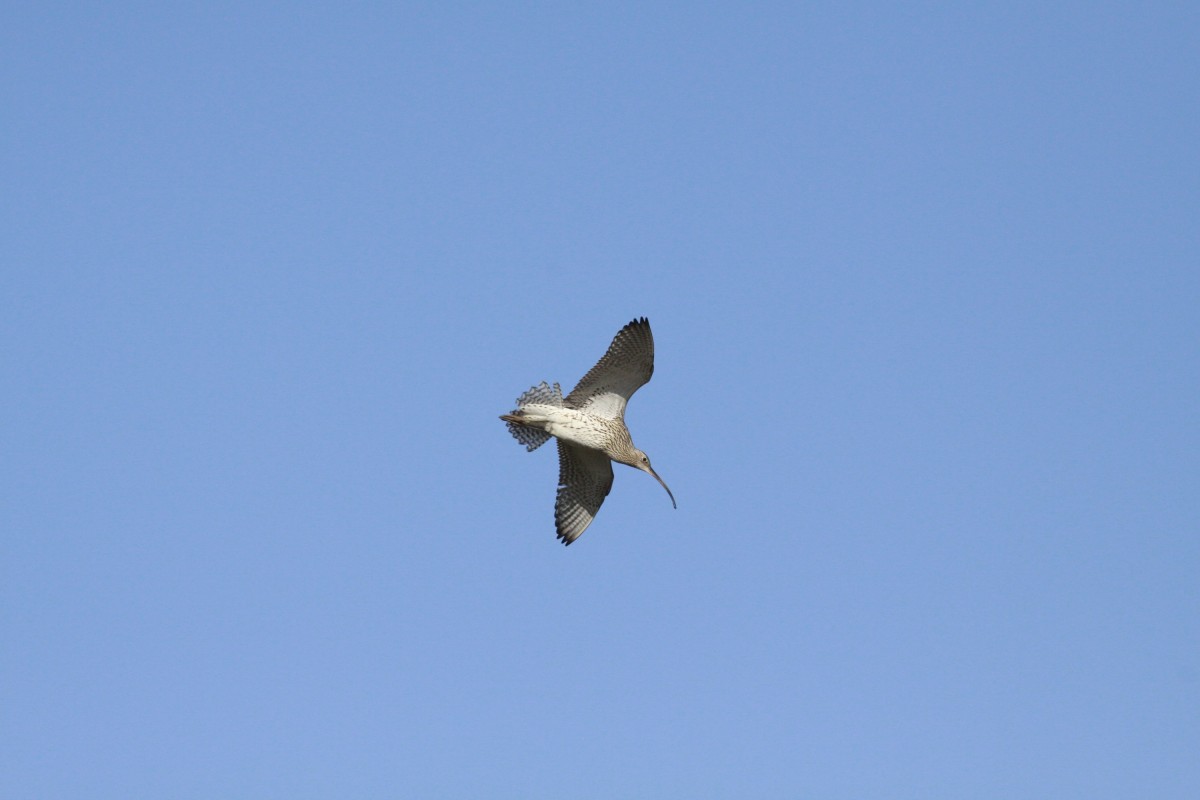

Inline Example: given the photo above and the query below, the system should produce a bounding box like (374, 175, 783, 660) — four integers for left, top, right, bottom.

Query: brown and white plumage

(563, 318, 656, 420)
(553, 441, 614, 544)
(501, 317, 675, 545)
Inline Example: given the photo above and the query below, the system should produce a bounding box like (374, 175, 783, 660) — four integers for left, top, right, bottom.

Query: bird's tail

(500, 381, 562, 452)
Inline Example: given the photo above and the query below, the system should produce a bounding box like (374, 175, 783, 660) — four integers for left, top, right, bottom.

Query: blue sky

(3, 2, 1197, 797)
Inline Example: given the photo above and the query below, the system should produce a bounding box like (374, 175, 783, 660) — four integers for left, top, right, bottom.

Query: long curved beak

(647, 466, 676, 509)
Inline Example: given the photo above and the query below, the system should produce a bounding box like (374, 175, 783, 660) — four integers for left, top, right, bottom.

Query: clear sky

(3, 3, 1197, 797)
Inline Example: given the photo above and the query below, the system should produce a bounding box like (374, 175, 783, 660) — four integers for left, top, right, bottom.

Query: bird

(500, 317, 676, 545)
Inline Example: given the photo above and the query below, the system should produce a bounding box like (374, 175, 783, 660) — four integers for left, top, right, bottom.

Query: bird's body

(505, 404, 633, 454)
(500, 317, 675, 545)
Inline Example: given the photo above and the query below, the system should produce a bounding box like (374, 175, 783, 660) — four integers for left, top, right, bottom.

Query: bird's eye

(642, 456, 648, 463)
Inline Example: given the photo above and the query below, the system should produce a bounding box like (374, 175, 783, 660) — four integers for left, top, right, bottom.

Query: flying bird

(500, 317, 675, 545)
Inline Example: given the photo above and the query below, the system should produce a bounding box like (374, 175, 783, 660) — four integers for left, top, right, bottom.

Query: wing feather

(563, 317, 655, 420)
(554, 442, 614, 545)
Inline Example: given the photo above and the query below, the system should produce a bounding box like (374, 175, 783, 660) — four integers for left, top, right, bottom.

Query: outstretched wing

(554, 441, 614, 545)
(563, 317, 655, 420)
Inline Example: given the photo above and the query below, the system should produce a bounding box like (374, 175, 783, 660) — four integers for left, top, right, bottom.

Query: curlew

(500, 317, 676, 545)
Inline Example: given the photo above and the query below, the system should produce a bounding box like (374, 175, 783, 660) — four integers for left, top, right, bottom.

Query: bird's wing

(563, 317, 655, 420)
(554, 441, 615, 545)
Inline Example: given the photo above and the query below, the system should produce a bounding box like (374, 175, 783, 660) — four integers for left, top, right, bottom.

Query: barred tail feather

(501, 381, 562, 452)
(515, 381, 563, 408)
(504, 417, 552, 451)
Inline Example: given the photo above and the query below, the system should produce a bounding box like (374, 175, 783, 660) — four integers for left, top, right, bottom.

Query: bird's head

(629, 449, 676, 509)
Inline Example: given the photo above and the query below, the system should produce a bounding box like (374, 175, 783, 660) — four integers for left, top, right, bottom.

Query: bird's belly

(523, 405, 609, 450)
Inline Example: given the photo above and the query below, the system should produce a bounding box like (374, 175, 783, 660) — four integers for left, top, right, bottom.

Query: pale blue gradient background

(3, 3, 1198, 797)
